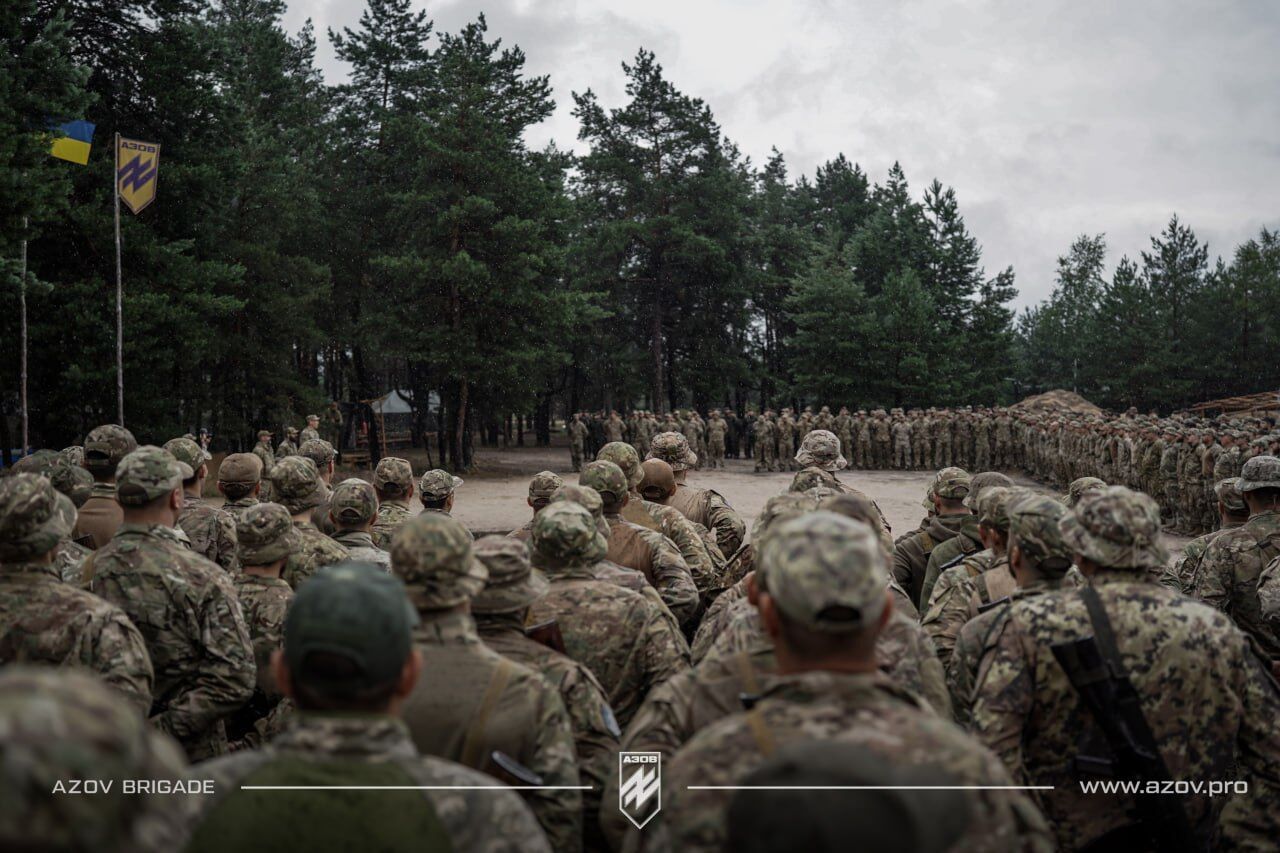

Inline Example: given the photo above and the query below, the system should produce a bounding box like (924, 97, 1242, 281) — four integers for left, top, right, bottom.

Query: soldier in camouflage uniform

(931, 411, 952, 469)
(182, 563, 550, 853)
(216, 452, 263, 522)
(299, 414, 321, 445)
(471, 536, 621, 850)
(891, 411, 912, 469)
(527, 502, 690, 727)
(164, 437, 238, 572)
(893, 467, 973, 606)
(419, 469, 467, 533)
(270, 455, 349, 589)
(775, 409, 796, 471)
(328, 478, 391, 571)
(568, 414, 588, 473)
(972, 486, 1280, 849)
(508, 470, 563, 543)
(74, 423, 137, 549)
(389, 513, 582, 852)
(706, 409, 727, 469)
(0, 474, 153, 715)
(226, 502, 296, 744)
(648, 431, 746, 557)
(652, 512, 1051, 853)
(0, 668, 187, 853)
(752, 412, 775, 472)
(371, 456, 415, 549)
(49, 459, 93, 507)
(1159, 427, 1182, 530)
(1063, 475, 1105, 508)
(1161, 478, 1249, 594)
(299, 438, 338, 533)
(918, 471, 1011, 610)
(274, 426, 300, 460)
(88, 446, 255, 761)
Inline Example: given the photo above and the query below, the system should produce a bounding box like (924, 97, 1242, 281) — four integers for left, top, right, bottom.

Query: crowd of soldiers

(4, 413, 1280, 852)
(572, 404, 1280, 538)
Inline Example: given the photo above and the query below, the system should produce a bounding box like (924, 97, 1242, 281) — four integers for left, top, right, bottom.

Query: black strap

(1080, 585, 1124, 676)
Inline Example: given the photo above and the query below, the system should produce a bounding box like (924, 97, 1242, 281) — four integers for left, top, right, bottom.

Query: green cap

(976, 486, 1014, 531)
(284, 562, 419, 692)
(1007, 494, 1073, 576)
(964, 472, 1013, 510)
(1058, 486, 1168, 569)
(270, 455, 326, 513)
(471, 535, 549, 614)
(527, 471, 564, 503)
(299, 439, 337, 467)
(419, 469, 463, 501)
(236, 502, 297, 565)
(1238, 455, 1280, 492)
(0, 474, 72, 561)
(115, 446, 192, 507)
(933, 467, 972, 500)
(1063, 477, 1106, 508)
(531, 502, 607, 569)
(162, 437, 205, 474)
(597, 442, 644, 488)
(373, 457, 413, 496)
(217, 452, 262, 485)
(390, 513, 487, 610)
(330, 478, 379, 527)
(1214, 477, 1247, 514)
(549, 484, 612, 540)
(11, 449, 59, 476)
(83, 424, 137, 473)
(579, 460, 628, 505)
(49, 462, 94, 508)
(751, 493, 821, 544)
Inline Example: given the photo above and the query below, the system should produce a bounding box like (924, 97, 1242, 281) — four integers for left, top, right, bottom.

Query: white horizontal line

(241, 785, 596, 791)
(686, 785, 1055, 791)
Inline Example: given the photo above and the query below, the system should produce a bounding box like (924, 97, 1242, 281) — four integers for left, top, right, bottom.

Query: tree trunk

(650, 299, 666, 413)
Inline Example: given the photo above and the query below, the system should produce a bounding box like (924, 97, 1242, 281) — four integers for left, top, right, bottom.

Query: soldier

(776, 409, 796, 471)
(706, 409, 728, 469)
(182, 562, 550, 852)
(579, 460, 699, 628)
(216, 452, 263, 523)
(300, 413, 321, 445)
(275, 426, 300, 460)
(891, 412, 912, 470)
(74, 423, 137, 549)
(972, 486, 1280, 849)
(834, 406, 854, 465)
(226, 502, 296, 744)
(252, 429, 275, 477)
(419, 469, 466, 531)
(1159, 427, 1181, 530)
(371, 456, 415, 548)
(389, 513, 582, 852)
(0, 474, 153, 715)
(752, 412, 775, 472)
(299, 438, 338, 532)
(1214, 431, 1243, 483)
(648, 431, 747, 557)
(912, 409, 932, 470)
(568, 413, 588, 473)
(893, 467, 973, 606)
(654, 512, 1052, 853)
(322, 401, 344, 449)
(994, 408, 1013, 469)
(1194, 455, 1280, 659)
(329, 478, 391, 570)
(854, 410, 872, 470)
(164, 437, 239, 572)
(49, 459, 93, 508)
(1063, 475, 1106, 508)
(509, 470, 563, 542)
(88, 446, 255, 761)
(931, 410, 952, 469)
(919, 471, 1011, 610)
(1162, 478, 1249, 594)
(527, 502, 690, 726)
(471, 536, 621, 850)
(270, 456, 349, 589)
(872, 409, 892, 468)
(1180, 429, 1206, 534)
(0, 668, 187, 853)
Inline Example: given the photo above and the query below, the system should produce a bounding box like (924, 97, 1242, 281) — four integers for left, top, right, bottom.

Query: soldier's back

(283, 521, 350, 589)
(1192, 510, 1280, 657)
(371, 501, 413, 550)
(73, 484, 123, 549)
(178, 496, 238, 572)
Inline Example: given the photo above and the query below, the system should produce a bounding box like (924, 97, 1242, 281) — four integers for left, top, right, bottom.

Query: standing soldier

(604, 411, 624, 444)
(252, 430, 275, 494)
(1159, 427, 1181, 530)
(275, 426, 300, 460)
(322, 401, 344, 449)
(724, 409, 740, 459)
(568, 414, 588, 473)
(649, 432, 747, 557)
(753, 412, 775, 473)
(329, 478, 392, 571)
(893, 467, 973, 605)
(994, 408, 1013, 469)
(855, 410, 872, 470)
(931, 410, 953, 469)
(88, 446, 255, 761)
(165, 437, 239, 573)
(300, 414, 321, 445)
(835, 407, 854, 466)
(973, 411, 992, 472)
(891, 411, 912, 470)
(776, 409, 796, 472)
(74, 424, 137, 549)
(270, 456, 349, 589)
(912, 409, 932, 470)
(372, 457, 415, 549)
(872, 409, 892, 469)
(1180, 430, 1206, 535)
(216, 453, 263, 523)
(706, 410, 727, 469)
(1215, 432, 1243, 483)
(1162, 478, 1249, 594)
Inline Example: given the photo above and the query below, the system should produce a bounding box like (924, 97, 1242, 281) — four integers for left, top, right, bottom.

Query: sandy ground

(323, 441, 1189, 557)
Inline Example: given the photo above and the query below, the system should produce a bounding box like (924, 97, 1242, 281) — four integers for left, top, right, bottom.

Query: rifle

(525, 619, 566, 655)
(487, 750, 544, 788)
(1051, 586, 1198, 852)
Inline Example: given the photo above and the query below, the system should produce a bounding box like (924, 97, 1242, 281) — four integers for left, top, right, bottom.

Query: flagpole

(19, 217, 29, 456)
(113, 132, 124, 426)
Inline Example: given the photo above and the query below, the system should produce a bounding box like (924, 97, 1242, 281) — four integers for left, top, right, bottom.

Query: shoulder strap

(460, 659, 515, 769)
(746, 708, 776, 758)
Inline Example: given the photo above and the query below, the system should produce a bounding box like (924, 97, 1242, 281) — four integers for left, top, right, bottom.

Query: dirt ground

(327, 441, 1189, 557)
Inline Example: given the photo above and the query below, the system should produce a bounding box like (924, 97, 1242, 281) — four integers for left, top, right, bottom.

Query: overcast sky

(282, 0, 1280, 307)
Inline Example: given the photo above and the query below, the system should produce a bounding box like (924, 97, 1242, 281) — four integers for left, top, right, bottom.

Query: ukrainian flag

(49, 120, 95, 165)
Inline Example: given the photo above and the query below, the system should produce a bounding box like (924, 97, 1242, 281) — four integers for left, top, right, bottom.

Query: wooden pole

(113, 132, 124, 426)
(19, 217, 29, 455)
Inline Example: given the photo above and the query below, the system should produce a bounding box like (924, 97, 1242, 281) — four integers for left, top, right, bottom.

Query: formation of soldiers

(574, 404, 1280, 538)
(5, 413, 1280, 851)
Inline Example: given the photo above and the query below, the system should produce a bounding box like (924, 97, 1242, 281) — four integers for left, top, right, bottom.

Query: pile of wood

(1011, 389, 1104, 416)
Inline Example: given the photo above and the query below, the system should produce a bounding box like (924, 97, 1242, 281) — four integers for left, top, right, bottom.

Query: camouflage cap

(638, 458, 676, 502)
(752, 493, 822, 544)
(299, 438, 337, 467)
(0, 473, 72, 561)
(373, 456, 414, 497)
(549, 484, 612, 540)
(794, 429, 848, 471)
(285, 426, 299, 436)
(330, 478, 379, 527)
(306, 414, 320, 422)
(0, 667, 188, 853)
(976, 486, 1014, 531)
(83, 424, 138, 473)
(10, 449, 59, 476)
(531, 501, 608, 569)
(964, 472, 1013, 510)
(527, 470, 564, 504)
(471, 535, 549, 614)
(284, 562, 419, 691)
(419, 469, 463, 501)
(1238, 455, 1280, 493)
(257, 429, 274, 439)
(758, 512, 886, 633)
(49, 462, 94, 507)
(217, 452, 263, 485)
(598, 441, 644, 488)
(933, 467, 972, 500)
(1008, 494, 1074, 576)
(269, 455, 326, 513)
(390, 512, 487, 610)
(58, 445, 84, 468)
(579, 460, 629, 505)
(236, 501, 298, 565)
(162, 437, 205, 475)
(647, 431, 697, 471)
(789, 466, 840, 494)
(115, 446, 192, 507)
(1058, 486, 1168, 569)
(1214, 477, 1247, 514)
(1063, 477, 1107, 508)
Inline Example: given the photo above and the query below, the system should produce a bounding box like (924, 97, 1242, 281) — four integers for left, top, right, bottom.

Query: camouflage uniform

(274, 427, 299, 460)
(1160, 478, 1246, 593)
(648, 431, 746, 556)
(752, 414, 775, 472)
(89, 447, 255, 761)
(972, 486, 1280, 849)
(299, 416, 321, 445)
(705, 412, 727, 469)
(418, 469, 470, 534)
(329, 477, 391, 571)
(508, 470, 563, 543)
(891, 415, 912, 469)
(893, 467, 973, 605)
(0, 475, 153, 716)
(527, 502, 690, 727)
(164, 437, 239, 572)
(371, 456, 415, 548)
(271, 456, 349, 589)
(0, 668, 188, 853)
(568, 416, 588, 472)
(390, 514, 582, 852)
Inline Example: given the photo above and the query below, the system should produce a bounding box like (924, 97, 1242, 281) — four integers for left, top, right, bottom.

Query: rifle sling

(460, 659, 514, 770)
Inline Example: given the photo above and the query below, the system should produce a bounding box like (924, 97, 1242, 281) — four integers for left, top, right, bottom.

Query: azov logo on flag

(619, 751, 661, 829)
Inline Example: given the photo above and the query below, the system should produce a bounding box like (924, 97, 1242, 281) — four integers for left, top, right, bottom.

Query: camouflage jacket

(0, 561, 154, 715)
(184, 714, 550, 852)
(232, 574, 293, 701)
(88, 524, 255, 761)
(919, 520, 985, 610)
(178, 494, 239, 573)
(221, 496, 259, 524)
(972, 571, 1280, 849)
(665, 484, 745, 558)
(1159, 521, 1243, 594)
(638, 494, 727, 592)
(372, 500, 414, 550)
(603, 514, 699, 628)
(330, 530, 391, 571)
(403, 611, 582, 853)
(529, 563, 690, 728)
(52, 537, 90, 584)
(893, 513, 975, 606)
(922, 553, 1013, 667)
(1192, 510, 1280, 658)
(651, 671, 1052, 853)
(282, 520, 349, 589)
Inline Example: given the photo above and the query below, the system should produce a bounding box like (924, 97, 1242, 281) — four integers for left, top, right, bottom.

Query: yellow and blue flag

(49, 120, 95, 165)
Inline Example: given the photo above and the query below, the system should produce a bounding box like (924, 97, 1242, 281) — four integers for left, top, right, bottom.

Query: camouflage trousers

(933, 439, 952, 469)
(912, 441, 930, 469)
(570, 442, 584, 473)
(778, 438, 796, 471)
(874, 440, 891, 470)
(893, 441, 910, 469)
(708, 439, 725, 469)
(855, 440, 871, 469)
